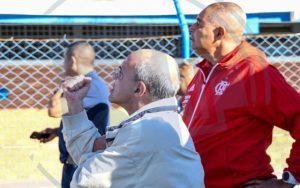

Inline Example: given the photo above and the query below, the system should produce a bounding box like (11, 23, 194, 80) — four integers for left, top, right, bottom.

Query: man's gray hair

(134, 59, 179, 101)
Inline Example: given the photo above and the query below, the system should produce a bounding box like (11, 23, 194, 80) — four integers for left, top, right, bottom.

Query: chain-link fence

(247, 33, 300, 91)
(1, 34, 300, 109)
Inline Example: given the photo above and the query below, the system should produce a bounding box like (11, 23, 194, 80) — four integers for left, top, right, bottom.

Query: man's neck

(79, 67, 94, 75)
(207, 40, 242, 66)
(123, 98, 153, 116)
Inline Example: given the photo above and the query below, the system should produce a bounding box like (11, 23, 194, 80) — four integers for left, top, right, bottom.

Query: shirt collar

(129, 97, 178, 119)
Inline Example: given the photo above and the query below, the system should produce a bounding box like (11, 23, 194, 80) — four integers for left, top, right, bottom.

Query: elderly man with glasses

(61, 49, 205, 188)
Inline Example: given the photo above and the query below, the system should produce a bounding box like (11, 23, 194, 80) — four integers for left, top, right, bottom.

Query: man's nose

(189, 24, 196, 34)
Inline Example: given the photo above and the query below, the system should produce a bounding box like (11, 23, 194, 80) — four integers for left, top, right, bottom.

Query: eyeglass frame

(112, 66, 123, 80)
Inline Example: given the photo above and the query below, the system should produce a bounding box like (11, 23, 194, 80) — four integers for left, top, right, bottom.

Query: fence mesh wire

(1, 33, 300, 109)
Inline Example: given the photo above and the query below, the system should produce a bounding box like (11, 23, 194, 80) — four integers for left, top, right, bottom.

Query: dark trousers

(61, 163, 77, 188)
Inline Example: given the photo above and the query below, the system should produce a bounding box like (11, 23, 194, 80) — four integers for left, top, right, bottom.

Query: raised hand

(63, 75, 92, 102)
(63, 75, 92, 115)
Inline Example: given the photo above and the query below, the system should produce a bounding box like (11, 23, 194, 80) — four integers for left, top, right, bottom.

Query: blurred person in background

(177, 60, 196, 113)
(30, 41, 110, 188)
(177, 60, 196, 97)
(182, 2, 300, 187)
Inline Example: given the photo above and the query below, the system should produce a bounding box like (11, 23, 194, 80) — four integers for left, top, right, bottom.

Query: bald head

(64, 41, 95, 76)
(189, 2, 246, 63)
(129, 49, 180, 101)
(203, 2, 246, 39)
(66, 41, 95, 66)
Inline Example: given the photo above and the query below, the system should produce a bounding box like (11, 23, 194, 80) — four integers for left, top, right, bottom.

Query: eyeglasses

(112, 66, 123, 80)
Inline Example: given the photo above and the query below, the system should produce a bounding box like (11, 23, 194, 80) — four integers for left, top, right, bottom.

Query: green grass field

(0, 108, 294, 187)
(0, 108, 128, 187)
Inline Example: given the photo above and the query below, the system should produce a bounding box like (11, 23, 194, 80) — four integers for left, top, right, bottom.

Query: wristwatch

(282, 171, 299, 185)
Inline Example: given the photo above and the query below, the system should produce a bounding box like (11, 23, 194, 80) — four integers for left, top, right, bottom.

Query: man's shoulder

(130, 113, 182, 140)
(86, 70, 107, 87)
(90, 75, 108, 88)
(239, 42, 268, 66)
(84, 72, 109, 106)
(234, 43, 269, 73)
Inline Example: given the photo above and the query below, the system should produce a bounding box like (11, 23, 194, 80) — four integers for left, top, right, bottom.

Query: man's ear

(215, 26, 225, 39)
(70, 56, 78, 73)
(134, 81, 147, 96)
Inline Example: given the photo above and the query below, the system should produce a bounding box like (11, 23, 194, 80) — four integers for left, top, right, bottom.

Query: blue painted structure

(246, 12, 291, 34)
(0, 12, 292, 32)
(0, 11, 292, 58)
(173, 0, 190, 59)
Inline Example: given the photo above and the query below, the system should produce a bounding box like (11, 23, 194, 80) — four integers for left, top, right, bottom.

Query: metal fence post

(173, 0, 190, 59)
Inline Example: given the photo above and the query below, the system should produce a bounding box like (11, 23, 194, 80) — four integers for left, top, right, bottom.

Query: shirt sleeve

(69, 145, 136, 188)
(247, 62, 300, 182)
(62, 110, 100, 165)
(64, 115, 137, 188)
